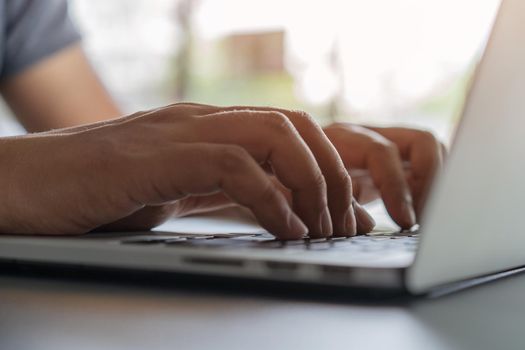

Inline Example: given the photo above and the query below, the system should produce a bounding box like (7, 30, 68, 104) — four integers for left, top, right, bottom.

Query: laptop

(0, 0, 523, 295)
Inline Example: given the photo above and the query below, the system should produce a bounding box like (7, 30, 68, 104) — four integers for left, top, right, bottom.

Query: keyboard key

(166, 238, 255, 248)
(121, 237, 186, 245)
(121, 231, 419, 255)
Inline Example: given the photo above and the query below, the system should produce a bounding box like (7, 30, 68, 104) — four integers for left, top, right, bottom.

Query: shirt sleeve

(2, 0, 81, 79)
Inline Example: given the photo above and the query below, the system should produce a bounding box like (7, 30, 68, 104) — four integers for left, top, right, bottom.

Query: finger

(170, 110, 331, 237)
(252, 108, 355, 236)
(350, 172, 380, 204)
(325, 124, 416, 229)
(367, 127, 443, 217)
(353, 199, 376, 234)
(134, 142, 308, 239)
(170, 104, 356, 236)
(365, 138, 416, 229)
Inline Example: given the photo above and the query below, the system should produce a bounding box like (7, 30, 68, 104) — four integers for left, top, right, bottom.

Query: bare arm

(0, 43, 248, 222)
(0, 44, 121, 132)
(0, 43, 443, 232)
(0, 103, 379, 238)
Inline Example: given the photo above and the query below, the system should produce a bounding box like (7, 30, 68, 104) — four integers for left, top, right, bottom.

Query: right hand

(1, 103, 375, 239)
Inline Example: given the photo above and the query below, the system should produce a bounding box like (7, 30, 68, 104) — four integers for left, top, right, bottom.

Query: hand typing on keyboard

(323, 124, 445, 227)
(1, 103, 443, 239)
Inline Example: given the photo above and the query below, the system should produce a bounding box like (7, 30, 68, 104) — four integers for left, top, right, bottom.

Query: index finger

(171, 104, 360, 236)
(161, 109, 332, 237)
(324, 124, 416, 229)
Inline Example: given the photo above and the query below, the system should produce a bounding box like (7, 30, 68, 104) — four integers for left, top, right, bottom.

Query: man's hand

(0, 103, 375, 239)
(324, 123, 446, 229)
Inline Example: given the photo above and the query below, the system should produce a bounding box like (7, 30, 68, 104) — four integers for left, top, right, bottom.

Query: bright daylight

(62, 0, 501, 143)
(5, 1, 525, 350)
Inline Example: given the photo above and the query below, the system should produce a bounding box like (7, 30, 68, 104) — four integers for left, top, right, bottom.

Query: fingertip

(383, 190, 417, 230)
(397, 202, 417, 229)
(321, 206, 333, 237)
(332, 206, 357, 237)
(287, 211, 308, 239)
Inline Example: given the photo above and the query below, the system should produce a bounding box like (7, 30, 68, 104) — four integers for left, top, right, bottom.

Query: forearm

(0, 45, 121, 132)
(0, 133, 90, 233)
(0, 126, 140, 234)
(0, 136, 24, 231)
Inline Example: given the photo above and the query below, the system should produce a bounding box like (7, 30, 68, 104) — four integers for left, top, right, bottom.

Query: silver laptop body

(0, 0, 523, 295)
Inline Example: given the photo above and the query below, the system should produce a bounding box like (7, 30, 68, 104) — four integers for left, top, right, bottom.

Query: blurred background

(0, 0, 501, 143)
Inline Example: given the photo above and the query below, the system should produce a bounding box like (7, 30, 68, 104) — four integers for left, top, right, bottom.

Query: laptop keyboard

(120, 231, 419, 254)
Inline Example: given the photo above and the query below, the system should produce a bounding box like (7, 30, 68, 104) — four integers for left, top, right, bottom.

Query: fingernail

(344, 207, 357, 236)
(321, 206, 333, 236)
(288, 211, 308, 238)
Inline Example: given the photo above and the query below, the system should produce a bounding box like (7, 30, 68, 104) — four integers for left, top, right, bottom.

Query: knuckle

(330, 122, 364, 133)
(291, 110, 315, 124)
(150, 104, 196, 123)
(323, 122, 361, 143)
(262, 111, 296, 136)
(330, 122, 347, 129)
(328, 122, 352, 132)
(291, 110, 324, 132)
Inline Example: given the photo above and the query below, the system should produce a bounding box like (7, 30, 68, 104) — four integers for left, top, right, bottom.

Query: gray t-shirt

(0, 0, 80, 79)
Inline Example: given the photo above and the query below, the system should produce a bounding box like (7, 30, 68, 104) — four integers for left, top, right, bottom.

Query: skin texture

(0, 45, 445, 238)
(0, 104, 372, 239)
(323, 124, 446, 227)
(0, 45, 121, 131)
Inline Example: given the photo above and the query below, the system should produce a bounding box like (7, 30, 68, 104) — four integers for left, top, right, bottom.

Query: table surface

(1, 207, 525, 350)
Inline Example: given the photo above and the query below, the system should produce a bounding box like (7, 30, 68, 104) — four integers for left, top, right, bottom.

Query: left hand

(171, 117, 445, 231)
(323, 123, 446, 229)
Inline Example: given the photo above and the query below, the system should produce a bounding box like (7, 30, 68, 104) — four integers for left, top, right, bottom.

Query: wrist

(0, 135, 42, 232)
